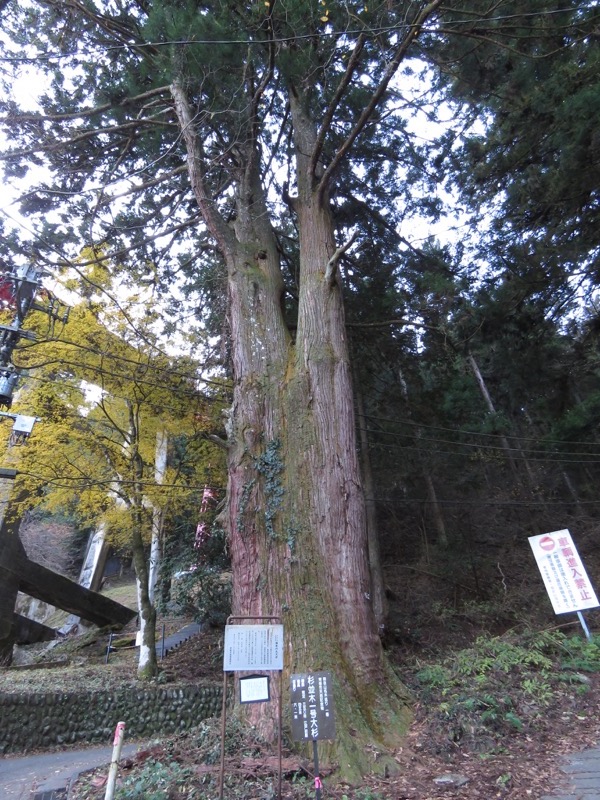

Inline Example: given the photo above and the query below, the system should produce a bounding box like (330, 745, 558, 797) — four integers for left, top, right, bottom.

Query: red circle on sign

(539, 536, 555, 552)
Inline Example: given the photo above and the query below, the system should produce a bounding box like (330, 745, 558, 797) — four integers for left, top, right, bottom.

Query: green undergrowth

(408, 630, 600, 752)
(115, 760, 198, 799)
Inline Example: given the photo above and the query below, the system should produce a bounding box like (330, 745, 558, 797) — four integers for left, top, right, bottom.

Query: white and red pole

(104, 721, 126, 800)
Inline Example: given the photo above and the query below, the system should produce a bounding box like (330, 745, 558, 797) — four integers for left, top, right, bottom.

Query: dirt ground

(63, 625, 600, 800)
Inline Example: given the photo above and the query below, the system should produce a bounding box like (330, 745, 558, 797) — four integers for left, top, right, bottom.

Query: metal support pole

(278, 670, 282, 800)
(160, 623, 166, 659)
(577, 611, 592, 641)
(105, 632, 114, 664)
(312, 740, 322, 800)
(219, 615, 283, 800)
(219, 671, 228, 800)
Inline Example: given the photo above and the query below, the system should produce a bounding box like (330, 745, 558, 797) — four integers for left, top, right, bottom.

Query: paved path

(156, 622, 202, 658)
(0, 742, 142, 799)
(543, 747, 600, 799)
(3, 623, 204, 797)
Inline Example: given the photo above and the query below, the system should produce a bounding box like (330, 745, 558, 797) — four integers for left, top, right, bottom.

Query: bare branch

(170, 79, 235, 259)
(346, 318, 437, 330)
(325, 231, 359, 286)
(0, 86, 170, 124)
(0, 117, 176, 161)
(317, 0, 444, 199)
(310, 34, 366, 179)
(96, 165, 188, 205)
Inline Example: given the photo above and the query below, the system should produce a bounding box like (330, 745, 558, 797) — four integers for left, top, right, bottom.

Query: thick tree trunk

(226, 92, 409, 774)
(173, 80, 409, 777)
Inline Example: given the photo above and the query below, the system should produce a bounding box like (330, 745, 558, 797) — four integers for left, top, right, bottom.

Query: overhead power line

(370, 495, 600, 507)
(360, 412, 600, 450)
(0, 6, 595, 63)
(368, 437, 600, 466)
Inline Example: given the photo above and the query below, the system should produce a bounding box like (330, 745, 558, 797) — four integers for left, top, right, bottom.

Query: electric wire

(360, 411, 600, 449)
(0, 6, 595, 64)
(360, 421, 600, 460)
(12, 365, 599, 467)
(367, 437, 600, 465)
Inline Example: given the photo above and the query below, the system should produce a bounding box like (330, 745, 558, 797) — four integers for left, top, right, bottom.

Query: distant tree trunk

(561, 469, 584, 516)
(424, 472, 448, 548)
(353, 359, 388, 633)
(148, 429, 167, 605)
(466, 351, 520, 477)
(521, 405, 581, 514)
(127, 402, 158, 680)
(397, 366, 448, 547)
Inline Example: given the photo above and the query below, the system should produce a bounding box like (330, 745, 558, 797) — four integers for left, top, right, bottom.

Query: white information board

(239, 675, 270, 703)
(529, 529, 599, 615)
(223, 624, 284, 671)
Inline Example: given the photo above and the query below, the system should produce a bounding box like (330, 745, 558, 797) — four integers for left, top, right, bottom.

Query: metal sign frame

(239, 674, 271, 704)
(219, 615, 283, 800)
(529, 529, 598, 640)
(290, 672, 336, 800)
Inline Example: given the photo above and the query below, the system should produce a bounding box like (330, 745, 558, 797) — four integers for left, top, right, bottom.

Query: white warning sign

(529, 529, 599, 615)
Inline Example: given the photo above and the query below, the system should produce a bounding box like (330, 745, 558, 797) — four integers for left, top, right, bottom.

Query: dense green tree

(435, 1, 600, 298)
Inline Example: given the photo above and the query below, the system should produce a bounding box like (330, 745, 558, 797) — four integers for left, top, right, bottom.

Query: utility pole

(0, 261, 70, 664)
(0, 262, 69, 409)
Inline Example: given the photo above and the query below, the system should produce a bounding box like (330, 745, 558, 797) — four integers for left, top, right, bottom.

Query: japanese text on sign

(290, 671, 336, 741)
(223, 625, 284, 671)
(239, 675, 270, 704)
(529, 529, 599, 615)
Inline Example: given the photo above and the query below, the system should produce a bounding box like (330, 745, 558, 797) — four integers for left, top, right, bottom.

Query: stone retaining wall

(0, 683, 222, 754)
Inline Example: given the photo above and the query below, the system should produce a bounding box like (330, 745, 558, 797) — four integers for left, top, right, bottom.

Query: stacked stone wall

(0, 683, 222, 754)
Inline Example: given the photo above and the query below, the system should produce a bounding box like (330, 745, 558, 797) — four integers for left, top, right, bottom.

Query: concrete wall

(0, 682, 222, 754)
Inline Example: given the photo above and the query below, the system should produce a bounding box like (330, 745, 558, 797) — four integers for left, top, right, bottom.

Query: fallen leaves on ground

(68, 630, 600, 800)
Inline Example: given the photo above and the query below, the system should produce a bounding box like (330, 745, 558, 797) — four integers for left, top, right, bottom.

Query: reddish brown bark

(172, 77, 409, 777)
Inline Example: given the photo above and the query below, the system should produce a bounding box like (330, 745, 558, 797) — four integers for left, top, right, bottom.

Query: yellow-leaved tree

(6, 267, 227, 679)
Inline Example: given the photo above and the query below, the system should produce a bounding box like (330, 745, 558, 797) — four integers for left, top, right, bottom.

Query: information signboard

(223, 624, 284, 671)
(239, 674, 270, 704)
(529, 529, 599, 615)
(290, 671, 336, 741)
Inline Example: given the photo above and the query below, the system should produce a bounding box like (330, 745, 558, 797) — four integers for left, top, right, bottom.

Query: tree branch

(96, 165, 188, 206)
(325, 231, 359, 286)
(0, 117, 176, 161)
(0, 86, 170, 124)
(317, 0, 444, 200)
(170, 79, 235, 259)
(346, 318, 438, 330)
(310, 34, 366, 180)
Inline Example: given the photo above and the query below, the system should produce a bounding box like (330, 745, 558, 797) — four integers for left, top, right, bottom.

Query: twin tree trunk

(172, 83, 409, 774)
